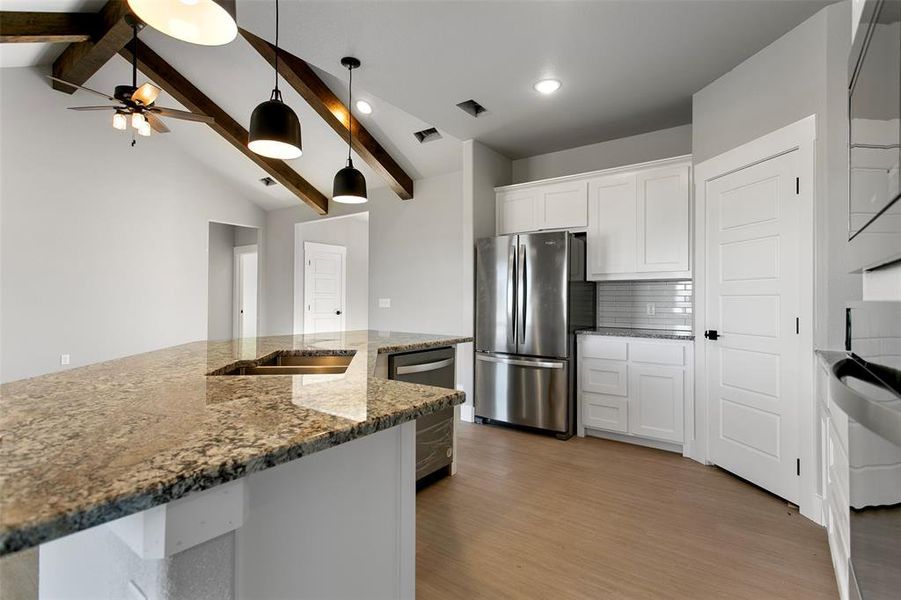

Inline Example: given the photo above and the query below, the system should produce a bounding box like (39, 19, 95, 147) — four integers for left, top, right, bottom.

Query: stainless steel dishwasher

(389, 346, 455, 482)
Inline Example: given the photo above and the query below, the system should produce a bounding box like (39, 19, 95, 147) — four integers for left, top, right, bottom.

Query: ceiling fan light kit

(126, 0, 238, 46)
(332, 56, 368, 204)
(248, 0, 303, 160)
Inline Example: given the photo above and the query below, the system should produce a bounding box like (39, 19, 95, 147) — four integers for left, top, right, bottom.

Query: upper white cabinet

(496, 156, 691, 280)
(496, 180, 587, 234)
(587, 159, 691, 280)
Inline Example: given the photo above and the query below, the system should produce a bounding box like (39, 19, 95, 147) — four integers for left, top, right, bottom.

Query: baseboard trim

(584, 427, 683, 454)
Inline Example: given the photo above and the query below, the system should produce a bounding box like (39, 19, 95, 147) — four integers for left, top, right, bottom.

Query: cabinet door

(587, 174, 637, 278)
(628, 365, 684, 443)
(537, 181, 588, 230)
(496, 189, 538, 234)
(636, 165, 690, 273)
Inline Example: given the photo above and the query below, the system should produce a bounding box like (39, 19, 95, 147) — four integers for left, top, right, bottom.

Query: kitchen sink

(211, 352, 354, 376)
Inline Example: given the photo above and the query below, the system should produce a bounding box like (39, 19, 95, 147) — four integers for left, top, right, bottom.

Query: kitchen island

(0, 330, 470, 599)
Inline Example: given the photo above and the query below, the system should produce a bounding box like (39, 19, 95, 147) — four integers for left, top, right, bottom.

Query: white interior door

(234, 245, 258, 339)
(303, 242, 346, 334)
(706, 150, 801, 504)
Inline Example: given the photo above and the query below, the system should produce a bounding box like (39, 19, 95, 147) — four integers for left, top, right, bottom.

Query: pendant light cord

(347, 65, 353, 163)
(131, 24, 137, 88)
(274, 0, 280, 93)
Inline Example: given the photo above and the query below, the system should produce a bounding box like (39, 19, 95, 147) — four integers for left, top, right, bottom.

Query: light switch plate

(378, 298, 391, 308)
(60, 354, 70, 365)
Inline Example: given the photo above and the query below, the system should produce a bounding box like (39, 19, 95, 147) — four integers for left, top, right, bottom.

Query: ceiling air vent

(414, 127, 442, 144)
(456, 99, 487, 118)
(259, 176, 277, 187)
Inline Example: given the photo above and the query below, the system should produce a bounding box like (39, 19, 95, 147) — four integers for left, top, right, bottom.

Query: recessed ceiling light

(533, 79, 562, 95)
(355, 100, 373, 115)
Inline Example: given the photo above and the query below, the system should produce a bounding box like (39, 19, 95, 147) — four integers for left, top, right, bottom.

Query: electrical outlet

(646, 303, 656, 316)
(60, 354, 70, 366)
(378, 298, 391, 308)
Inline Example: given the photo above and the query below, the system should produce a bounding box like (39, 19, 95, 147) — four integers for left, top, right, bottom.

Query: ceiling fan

(51, 14, 213, 142)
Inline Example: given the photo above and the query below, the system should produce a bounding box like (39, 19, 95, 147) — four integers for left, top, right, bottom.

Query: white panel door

(636, 165, 690, 273)
(629, 365, 684, 443)
(706, 150, 801, 504)
(496, 189, 538, 234)
(303, 242, 346, 334)
(587, 174, 637, 278)
(537, 181, 588, 230)
(234, 245, 258, 339)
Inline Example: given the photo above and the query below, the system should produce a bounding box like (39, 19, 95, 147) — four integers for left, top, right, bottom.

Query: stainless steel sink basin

(211, 352, 354, 376)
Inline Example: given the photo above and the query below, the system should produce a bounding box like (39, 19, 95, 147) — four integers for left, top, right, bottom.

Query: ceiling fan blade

(47, 76, 115, 101)
(149, 107, 214, 124)
(132, 83, 161, 106)
(145, 112, 170, 134)
(67, 106, 118, 111)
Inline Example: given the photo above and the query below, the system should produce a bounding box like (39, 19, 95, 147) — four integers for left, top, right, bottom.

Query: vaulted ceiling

(1, 0, 836, 213)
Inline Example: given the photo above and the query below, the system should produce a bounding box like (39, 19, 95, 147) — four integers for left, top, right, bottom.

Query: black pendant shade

(333, 56, 367, 204)
(248, 89, 302, 159)
(333, 158, 368, 204)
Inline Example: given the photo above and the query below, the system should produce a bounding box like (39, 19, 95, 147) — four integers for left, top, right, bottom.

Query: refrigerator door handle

(518, 243, 527, 345)
(476, 354, 564, 369)
(508, 244, 517, 347)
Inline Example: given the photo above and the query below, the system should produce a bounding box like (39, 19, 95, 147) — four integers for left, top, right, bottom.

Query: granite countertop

(576, 327, 695, 341)
(0, 330, 471, 556)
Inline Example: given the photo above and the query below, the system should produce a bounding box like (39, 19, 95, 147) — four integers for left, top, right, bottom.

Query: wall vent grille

(259, 177, 277, 187)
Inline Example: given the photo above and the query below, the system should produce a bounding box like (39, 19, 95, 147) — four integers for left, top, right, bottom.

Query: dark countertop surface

(0, 330, 471, 556)
(577, 327, 695, 341)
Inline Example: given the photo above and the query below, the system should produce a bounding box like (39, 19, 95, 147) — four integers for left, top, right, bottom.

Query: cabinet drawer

(582, 392, 628, 433)
(579, 336, 628, 361)
(630, 342, 685, 366)
(580, 359, 628, 397)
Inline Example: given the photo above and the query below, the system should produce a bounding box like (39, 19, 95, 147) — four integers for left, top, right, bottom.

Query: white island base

(39, 421, 416, 600)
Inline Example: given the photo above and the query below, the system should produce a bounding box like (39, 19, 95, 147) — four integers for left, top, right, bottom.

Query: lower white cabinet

(577, 335, 693, 446)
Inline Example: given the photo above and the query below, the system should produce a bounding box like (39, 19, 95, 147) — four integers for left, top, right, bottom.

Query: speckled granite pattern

(576, 327, 695, 341)
(0, 330, 472, 556)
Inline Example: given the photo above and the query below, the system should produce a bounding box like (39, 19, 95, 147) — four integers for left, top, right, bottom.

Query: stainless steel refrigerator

(474, 231, 595, 438)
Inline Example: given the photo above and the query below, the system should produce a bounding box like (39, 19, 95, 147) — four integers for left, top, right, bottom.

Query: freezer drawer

(475, 353, 569, 433)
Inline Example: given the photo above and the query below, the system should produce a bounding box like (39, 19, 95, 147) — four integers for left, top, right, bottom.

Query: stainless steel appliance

(848, 0, 901, 271)
(389, 347, 455, 482)
(474, 231, 595, 438)
(835, 303, 901, 599)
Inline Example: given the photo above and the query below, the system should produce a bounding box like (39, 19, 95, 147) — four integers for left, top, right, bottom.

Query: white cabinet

(587, 174, 636, 276)
(496, 188, 540, 234)
(577, 335, 693, 447)
(496, 181, 587, 234)
(587, 160, 691, 280)
(629, 365, 684, 443)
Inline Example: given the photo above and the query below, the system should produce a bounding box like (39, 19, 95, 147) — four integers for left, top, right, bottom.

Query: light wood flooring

(416, 421, 837, 600)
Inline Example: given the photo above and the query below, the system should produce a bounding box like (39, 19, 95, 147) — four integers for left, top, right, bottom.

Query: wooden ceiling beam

(51, 1, 132, 93)
(120, 39, 329, 215)
(239, 27, 415, 200)
(0, 12, 98, 43)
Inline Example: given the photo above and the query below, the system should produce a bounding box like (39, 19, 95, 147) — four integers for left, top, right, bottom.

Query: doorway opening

(293, 213, 369, 335)
(207, 222, 260, 341)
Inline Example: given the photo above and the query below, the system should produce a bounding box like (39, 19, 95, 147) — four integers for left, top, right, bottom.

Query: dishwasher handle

(395, 357, 455, 376)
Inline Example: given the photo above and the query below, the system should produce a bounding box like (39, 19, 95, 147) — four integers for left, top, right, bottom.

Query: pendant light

(333, 57, 367, 204)
(126, 0, 237, 46)
(248, 0, 302, 160)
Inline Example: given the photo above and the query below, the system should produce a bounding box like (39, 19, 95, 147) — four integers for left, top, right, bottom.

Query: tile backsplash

(596, 280, 693, 331)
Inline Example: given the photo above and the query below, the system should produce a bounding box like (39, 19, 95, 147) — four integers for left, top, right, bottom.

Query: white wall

(511, 124, 692, 183)
(294, 213, 369, 333)
(692, 0, 856, 349)
(208, 222, 237, 341)
(0, 67, 266, 382)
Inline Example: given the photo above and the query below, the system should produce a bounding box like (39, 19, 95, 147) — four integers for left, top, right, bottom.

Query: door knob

(336, 310, 342, 315)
